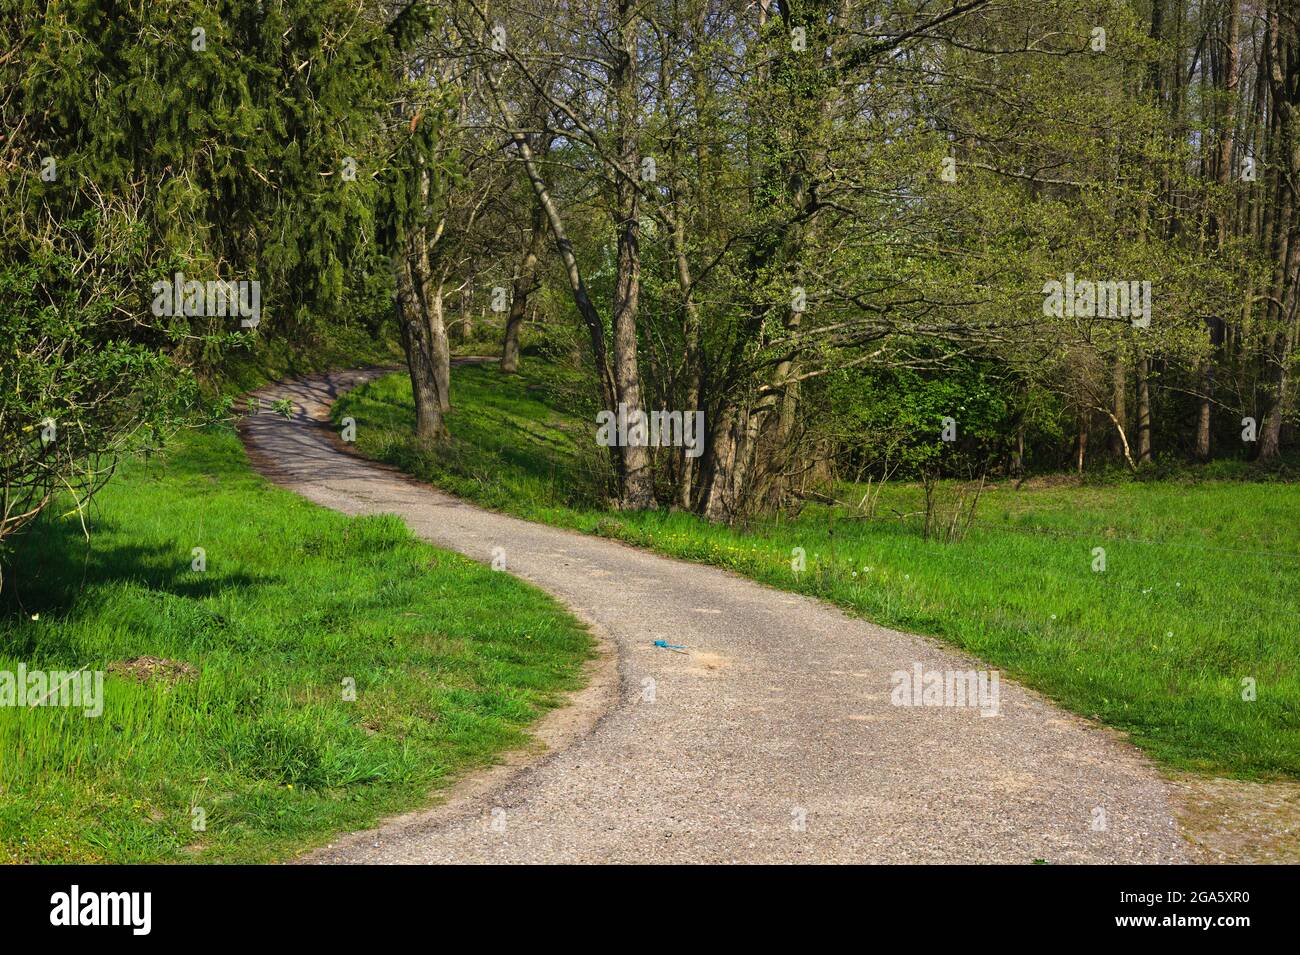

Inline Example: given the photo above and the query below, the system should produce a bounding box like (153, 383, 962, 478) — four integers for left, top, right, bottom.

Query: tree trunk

(426, 280, 451, 412)
(1136, 349, 1153, 464)
(1194, 356, 1213, 460)
(669, 219, 702, 510)
(674, 2, 710, 510)
(1198, 0, 1241, 462)
(1259, 327, 1294, 460)
(1076, 411, 1089, 475)
(411, 204, 450, 415)
(1259, 2, 1299, 461)
(502, 200, 546, 375)
(608, 0, 654, 509)
(1109, 352, 1127, 459)
(392, 144, 450, 445)
(700, 403, 762, 522)
(395, 249, 447, 445)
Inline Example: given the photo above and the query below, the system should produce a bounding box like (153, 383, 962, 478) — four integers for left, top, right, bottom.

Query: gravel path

(241, 368, 1189, 864)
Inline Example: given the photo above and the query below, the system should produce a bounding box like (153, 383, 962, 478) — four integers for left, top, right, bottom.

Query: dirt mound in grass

(107, 656, 198, 685)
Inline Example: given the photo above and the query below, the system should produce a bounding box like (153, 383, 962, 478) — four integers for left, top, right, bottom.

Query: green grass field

(335, 359, 1300, 780)
(0, 422, 593, 863)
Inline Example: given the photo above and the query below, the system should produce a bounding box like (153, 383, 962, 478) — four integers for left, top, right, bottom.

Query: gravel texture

(241, 368, 1190, 864)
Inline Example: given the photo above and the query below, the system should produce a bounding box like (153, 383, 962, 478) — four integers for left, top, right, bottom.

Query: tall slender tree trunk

(1136, 348, 1153, 464)
(1109, 351, 1128, 459)
(1198, 0, 1242, 461)
(1260, 328, 1295, 460)
(483, 19, 654, 505)
(502, 199, 546, 375)
(663, 5, 709, 511)
(1259, 2, 1300, 460)
(672, 233, 701, 510)
(411, 188, 450, 414)
(1076, 411, 1089, 475)
(608, 0, 653, 508)
(392, 146, 450, 444)
(483, 73, 616, 412)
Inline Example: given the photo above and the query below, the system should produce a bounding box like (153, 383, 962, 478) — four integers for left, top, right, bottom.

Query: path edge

(236, 368, 624, 865)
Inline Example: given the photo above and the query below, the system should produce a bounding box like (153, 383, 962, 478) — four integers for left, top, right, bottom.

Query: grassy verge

(335, 360, 1300, 780)
(0, 422, 593, 863)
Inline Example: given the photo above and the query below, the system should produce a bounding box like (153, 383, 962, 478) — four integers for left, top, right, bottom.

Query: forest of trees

(4, 0, 1299, 532)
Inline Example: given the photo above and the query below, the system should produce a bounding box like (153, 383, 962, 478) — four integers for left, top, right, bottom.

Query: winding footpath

(241, 368, 1189, 864)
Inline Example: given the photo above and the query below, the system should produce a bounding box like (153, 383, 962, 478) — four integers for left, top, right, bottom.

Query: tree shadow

(1, 513, 271, 623)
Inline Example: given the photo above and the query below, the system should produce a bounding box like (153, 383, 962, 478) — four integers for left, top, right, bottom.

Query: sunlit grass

(0, 423, 593, 863)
